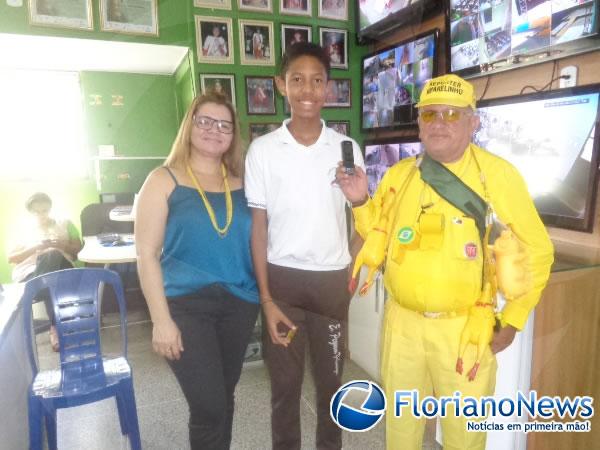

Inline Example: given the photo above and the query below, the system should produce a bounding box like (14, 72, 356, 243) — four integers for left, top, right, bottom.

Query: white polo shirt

(245, 119, 364, 271)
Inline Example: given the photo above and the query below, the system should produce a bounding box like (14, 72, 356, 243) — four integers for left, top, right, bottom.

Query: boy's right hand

(335, 164, 369, 205)
(263, 301, 296, 347)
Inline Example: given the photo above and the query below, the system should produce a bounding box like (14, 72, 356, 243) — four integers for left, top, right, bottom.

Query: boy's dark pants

(264, 263, 350, 450)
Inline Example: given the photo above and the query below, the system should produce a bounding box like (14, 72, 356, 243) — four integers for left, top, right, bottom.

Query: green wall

(174, 50, 198, 122)
(0, 1, 368, 282)
(82, 71, 179, 157)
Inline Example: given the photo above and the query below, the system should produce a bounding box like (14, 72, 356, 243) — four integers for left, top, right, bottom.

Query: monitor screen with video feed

(364, 137, 424, 196)
(450, 0, 599, 76)
(474, 84, 600, 232)
(357, 0, 441, 43)
(361, 29, 438, 131)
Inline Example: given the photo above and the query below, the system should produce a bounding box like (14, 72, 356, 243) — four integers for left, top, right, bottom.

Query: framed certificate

(194, 0, 232, 10)
(100, 0, 159, 37)
(28, 0, 93, 30)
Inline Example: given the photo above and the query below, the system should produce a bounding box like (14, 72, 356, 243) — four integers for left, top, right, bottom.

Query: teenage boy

(245, 42, 364, 450)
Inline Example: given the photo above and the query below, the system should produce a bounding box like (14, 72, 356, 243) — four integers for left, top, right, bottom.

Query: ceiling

(0, 33, 189, 75)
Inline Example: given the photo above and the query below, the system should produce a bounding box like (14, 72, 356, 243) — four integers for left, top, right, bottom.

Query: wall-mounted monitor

(475, 83, 600, 232)
(361, 29, 439, 132)
(449, 0, 600, 78)
(364, 136, 424, 195)
(356, 0, 442, 44)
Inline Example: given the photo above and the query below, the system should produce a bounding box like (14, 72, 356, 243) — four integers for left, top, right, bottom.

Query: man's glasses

(419, 109, 471, 123)
(193, 115, 234, 134)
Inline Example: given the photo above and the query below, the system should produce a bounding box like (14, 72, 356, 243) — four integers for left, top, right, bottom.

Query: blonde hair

(164, 92, 244, 178)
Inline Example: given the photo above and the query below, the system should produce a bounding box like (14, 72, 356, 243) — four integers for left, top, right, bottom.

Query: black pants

(167, 285, 259, 450)
(25, 250, 74, 324)
(264, 264, 351, 450)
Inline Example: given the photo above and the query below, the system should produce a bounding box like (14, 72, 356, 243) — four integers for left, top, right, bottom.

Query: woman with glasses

(7, 192, 83, 352)
(135, 92, 259, 450)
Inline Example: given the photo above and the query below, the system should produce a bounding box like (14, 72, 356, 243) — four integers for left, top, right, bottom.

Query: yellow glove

(456, 283, 496, 381)
(349, 187, 397, 296)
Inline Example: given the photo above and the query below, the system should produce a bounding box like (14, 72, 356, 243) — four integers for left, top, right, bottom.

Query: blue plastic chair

(22, 268, 142, 450)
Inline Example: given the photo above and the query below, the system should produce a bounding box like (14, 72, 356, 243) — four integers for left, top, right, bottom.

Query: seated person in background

(7, 192, 83, 351)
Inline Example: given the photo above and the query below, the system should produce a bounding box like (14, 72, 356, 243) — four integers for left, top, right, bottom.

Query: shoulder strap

(163, 166, 179, 186)
(419, 152, 487, 242)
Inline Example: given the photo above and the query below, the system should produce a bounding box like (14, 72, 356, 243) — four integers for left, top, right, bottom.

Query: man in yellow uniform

(337, 74, 554, 449)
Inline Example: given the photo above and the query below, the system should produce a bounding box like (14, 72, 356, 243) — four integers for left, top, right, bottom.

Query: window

(0, 69, 87, 180)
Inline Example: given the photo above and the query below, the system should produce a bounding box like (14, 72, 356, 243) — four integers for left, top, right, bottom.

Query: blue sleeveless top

(160, 168, 258, 303)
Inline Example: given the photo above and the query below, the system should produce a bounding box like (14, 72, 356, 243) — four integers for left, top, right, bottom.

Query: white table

(78, 234, 136, 265)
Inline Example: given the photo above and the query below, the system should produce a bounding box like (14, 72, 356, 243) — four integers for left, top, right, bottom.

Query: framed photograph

(196, 16, 234, 64)
(246, 77, 276, 115)
(327, 120, 350, 136)
(280, 0, 311, 16)
(325, 78, 351, 107)
(200, 74, 236, 107)
(28, 0, 93, 30)
(320, 27, 348, 69)
(249, 123, 280, 141)
(99, 0, 158, 36)
(194, 0, 231, 10)
(238, 0, 271, 12)
(239, 20, 275, 66)
(281, 24, 311, 55)
(318, 0, 347, 21)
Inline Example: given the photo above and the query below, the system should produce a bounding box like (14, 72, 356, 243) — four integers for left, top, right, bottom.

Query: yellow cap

(416, 74, 476, 110)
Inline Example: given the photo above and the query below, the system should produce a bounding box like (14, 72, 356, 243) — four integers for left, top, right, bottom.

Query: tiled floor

(36, 310, 440, 450)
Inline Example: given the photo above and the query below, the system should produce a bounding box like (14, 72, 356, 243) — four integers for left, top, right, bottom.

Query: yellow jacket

(353, 144, 554, 330)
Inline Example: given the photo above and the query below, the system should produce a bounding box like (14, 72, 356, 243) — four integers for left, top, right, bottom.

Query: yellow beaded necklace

(186, 163, 233, 238)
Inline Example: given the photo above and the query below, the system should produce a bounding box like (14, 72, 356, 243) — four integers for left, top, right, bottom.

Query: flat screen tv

(474, 83, 600, 232)
(364, 137, 424, 195)
(356, 0, 442, 44)
(449, 0, 600, 77)
(361, 29, 439, 131)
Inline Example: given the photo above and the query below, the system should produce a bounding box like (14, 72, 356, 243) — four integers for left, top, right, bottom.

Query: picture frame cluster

(194, 0, 351, 142)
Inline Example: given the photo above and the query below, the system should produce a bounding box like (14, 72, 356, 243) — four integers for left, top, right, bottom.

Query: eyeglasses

(419, 109, 472, 124)
(193, 115, 234, 134)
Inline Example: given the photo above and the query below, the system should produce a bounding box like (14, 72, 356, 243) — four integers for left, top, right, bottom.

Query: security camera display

(450, 0, 598, 74)
(474, 86, 600, 231)
(364, 139, 424, 195)
(361, 31, 437, 130)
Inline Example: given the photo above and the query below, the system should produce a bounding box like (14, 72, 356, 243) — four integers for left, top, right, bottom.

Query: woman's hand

(152, 318, 184, 360)
(262, 301, 296, 347)
(335, 164, 369, 206)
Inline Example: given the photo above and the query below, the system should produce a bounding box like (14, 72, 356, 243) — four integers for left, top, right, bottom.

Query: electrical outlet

(560, 66, 577, 88)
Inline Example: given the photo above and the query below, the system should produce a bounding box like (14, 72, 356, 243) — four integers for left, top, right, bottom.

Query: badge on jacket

(464, 242, 478, 259)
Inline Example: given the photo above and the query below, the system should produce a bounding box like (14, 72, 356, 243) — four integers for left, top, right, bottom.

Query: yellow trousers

(381, 300, 497, 450)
